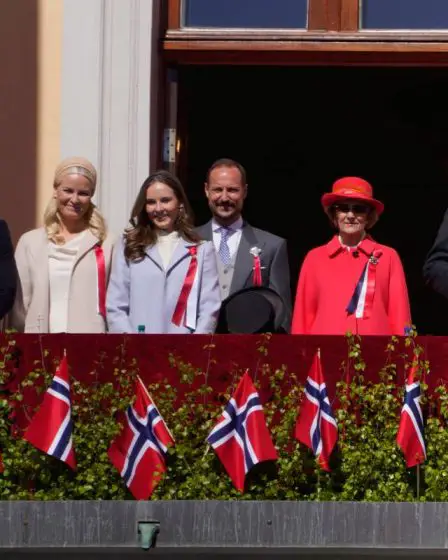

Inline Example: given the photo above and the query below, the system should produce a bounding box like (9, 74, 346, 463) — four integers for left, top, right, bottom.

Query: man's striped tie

(218, 227, 232, 265)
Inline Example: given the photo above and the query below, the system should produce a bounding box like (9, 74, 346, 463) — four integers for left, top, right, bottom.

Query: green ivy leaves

(0, 330, 441, 501)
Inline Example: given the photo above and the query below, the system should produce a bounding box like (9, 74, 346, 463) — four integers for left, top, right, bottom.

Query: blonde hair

(44, 158, 107, 245)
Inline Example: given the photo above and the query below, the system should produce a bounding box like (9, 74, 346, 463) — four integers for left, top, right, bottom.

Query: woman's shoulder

(196, 239, 214, 254)
(17, 227, 46, 247)
(102, 230, 127, 249)
(372, 241, 401, 259)
(102, 230, 118, 247)
(197, 238, 212, 247)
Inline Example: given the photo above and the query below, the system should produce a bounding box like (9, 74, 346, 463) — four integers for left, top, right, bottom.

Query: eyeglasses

(334, 203, 370, 214)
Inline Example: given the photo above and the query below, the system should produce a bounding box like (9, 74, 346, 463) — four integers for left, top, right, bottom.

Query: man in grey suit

(196, 158, 292, 332)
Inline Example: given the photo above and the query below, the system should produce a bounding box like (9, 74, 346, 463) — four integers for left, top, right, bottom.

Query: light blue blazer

(106, 235, 221, 334)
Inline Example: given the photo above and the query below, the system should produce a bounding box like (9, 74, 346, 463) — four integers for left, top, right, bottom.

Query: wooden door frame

(163, 45, 448, 67)
(164, 0, 448, 66)
(161, 0, 448, 177)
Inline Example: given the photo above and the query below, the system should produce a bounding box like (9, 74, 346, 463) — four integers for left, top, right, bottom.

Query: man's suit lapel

(231, 223, 264, 293)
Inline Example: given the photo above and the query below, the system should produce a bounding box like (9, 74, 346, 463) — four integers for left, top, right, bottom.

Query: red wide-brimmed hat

(321, 177, 384, 216)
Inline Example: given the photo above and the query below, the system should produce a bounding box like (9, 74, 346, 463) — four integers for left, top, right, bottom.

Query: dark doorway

(178, 65, 448, 334)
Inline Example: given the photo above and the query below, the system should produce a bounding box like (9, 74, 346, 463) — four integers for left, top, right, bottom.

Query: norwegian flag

(396, 359, 426, 468)
(108, 376, 174, 500)
(295, 351, 337, 471)
(207, 370, 277, 491)
(24, 355, 76, 469)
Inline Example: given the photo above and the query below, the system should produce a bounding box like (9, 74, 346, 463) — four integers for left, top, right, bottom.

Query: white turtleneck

(157, 230, 180, 269)
(48, 231, 86, 333)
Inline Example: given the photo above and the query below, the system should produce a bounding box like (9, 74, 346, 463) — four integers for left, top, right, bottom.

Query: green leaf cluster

(0, 330, 444, 501)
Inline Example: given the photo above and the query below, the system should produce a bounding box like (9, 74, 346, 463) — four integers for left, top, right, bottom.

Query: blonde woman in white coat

(11, 157, 114, 333)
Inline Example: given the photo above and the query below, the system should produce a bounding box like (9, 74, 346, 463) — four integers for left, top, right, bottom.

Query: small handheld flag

(24, 355, 76, 469)
(207, 370, 277, 491)
(295, 351, 338, 471)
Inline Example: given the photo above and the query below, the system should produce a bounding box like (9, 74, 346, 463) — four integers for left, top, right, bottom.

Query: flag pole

(316, 349, 324, 501)
(316, 347, 321, 500)
(416, 464, 420, 499)
(316, 465, 321, 501)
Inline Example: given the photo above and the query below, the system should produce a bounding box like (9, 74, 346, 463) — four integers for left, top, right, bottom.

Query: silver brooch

(250, 246, 262, 257)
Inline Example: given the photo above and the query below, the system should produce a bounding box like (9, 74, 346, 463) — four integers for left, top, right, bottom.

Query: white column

(61, 0, 156, 236)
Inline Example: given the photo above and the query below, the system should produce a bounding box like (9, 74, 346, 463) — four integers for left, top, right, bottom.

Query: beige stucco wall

(0, 0, 61, 244)
(60, 0, 156, 235)
(0, 0, 37, 243)
(37, 0, 62, 226)
(2, 0, 156, 242)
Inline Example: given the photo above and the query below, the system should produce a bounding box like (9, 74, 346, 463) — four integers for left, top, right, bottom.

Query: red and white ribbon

(250, 246, 263, 287)
(346, 249, 383, 319)
(172, 245, 199, 330)
(361, 250, 382, 319)
(252, 255, 262, 286)
(94, 244, 106, 319)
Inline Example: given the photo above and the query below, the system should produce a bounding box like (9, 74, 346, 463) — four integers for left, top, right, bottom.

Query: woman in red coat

(291, 177, 411, 336)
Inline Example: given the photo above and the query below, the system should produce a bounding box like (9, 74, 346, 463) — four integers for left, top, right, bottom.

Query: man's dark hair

(205, 158, 247, 185)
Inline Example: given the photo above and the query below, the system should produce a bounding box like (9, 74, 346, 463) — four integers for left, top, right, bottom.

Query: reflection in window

(183, 0, 308, 29)
(361, 0, 448, 30)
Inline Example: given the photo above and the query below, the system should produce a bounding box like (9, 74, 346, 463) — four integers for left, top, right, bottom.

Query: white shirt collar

(212, 216, 243, 233)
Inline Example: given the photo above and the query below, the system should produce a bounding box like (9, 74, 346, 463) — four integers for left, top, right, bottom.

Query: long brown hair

(124, 170, 200, 262)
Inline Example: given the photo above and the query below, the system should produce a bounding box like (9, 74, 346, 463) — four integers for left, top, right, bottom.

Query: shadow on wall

(0, 0, 37, 244)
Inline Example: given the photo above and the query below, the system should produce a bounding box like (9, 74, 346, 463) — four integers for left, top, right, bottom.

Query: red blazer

(291, 236, 411, 336)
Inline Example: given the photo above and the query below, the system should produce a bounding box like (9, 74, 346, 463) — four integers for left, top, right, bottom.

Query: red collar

(326, 235, 376, 258)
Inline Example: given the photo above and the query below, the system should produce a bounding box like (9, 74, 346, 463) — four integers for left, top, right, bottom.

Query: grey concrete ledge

(0, 501, 447, 549)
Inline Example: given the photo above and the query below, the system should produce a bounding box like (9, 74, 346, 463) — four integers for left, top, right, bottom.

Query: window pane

(361, 0, 448, 30)
(183, 0, 308, 29)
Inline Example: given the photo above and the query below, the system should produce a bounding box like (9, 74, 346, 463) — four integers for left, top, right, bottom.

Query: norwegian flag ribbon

(94, 244, 107, 319)
(295, 351, 337, 471)
(24, 355, 76, 469)
(346, 250, 382, 320)
(396, 357, 426, 468)
(207, 370, 277, 491)
(252, 256, 262, 286)
(108, 376, 174, 500)
(250, 247, 263, 286)
(172, 245, 199, 330)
